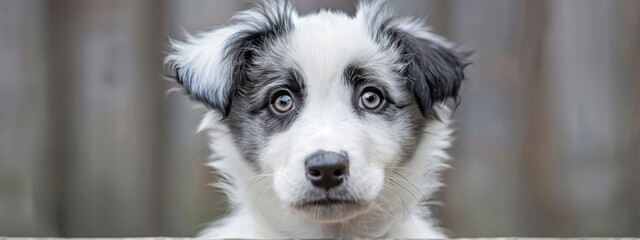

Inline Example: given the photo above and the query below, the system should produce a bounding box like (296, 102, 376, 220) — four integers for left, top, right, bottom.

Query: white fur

(167, 1, 459, 238)
(197, 106, 453, 238)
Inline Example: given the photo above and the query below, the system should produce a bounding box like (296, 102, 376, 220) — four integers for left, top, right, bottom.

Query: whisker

(387, 177, 422, 213)
(189, 144, 210, 162)
(390, 170, 428, 212)
(422, 130, 454, 141)
(251, 185, 272, 229)
(209, 130, 232, 142)
(192, 130, 233, 163)
(386, 166, 424, 175)
(242, 174, 271, 198)
(383, 183, 409, 223)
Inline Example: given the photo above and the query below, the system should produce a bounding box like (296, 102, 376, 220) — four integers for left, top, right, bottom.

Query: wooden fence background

(1, 0, 639, 237)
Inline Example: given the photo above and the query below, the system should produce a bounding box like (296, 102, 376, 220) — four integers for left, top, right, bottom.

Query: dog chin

(291, 199, 371, 223)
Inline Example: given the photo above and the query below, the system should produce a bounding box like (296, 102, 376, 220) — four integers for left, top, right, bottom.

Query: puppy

(166, 0, 467, 238)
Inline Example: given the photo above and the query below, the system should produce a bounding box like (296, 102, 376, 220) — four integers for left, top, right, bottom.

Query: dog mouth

(292, 197, 369, 222)
(298, 198, 358, 207)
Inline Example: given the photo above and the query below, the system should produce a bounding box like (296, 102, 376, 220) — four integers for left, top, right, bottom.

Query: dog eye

(360, 89, 382, 110)
(272, 93, 294, 113)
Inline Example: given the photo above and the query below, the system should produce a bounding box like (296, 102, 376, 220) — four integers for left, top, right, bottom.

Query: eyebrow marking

(344, 64, 367, 87)
(343, 64, 393, 92)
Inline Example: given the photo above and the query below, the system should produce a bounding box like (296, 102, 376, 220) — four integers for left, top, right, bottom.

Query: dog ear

(358, 0, 469, 117)
(165, 0, 295, 118)
(396, 31, 469, 117)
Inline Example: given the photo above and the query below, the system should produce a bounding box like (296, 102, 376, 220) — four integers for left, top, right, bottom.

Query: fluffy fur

(165, 0, 467, 238)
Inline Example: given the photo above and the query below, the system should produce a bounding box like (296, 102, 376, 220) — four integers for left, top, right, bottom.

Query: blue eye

(273, 94, 294, 112)
(360, 90, 382, 109)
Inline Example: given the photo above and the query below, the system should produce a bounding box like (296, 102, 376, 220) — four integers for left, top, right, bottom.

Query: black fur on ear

(358, 0, 469, 117)
(368, 15, 469, 118)
(165, 0, 294, 118)
(222, 0, 294, 116)
(395, 30, 470, 117)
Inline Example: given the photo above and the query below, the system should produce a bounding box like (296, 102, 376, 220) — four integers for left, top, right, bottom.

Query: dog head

(167, 0, 466, 222)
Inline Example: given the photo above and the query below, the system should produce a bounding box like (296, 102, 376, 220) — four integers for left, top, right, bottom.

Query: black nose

(305, 150, 349, 191)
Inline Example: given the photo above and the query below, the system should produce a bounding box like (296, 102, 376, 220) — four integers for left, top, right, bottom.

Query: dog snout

(304, 150, 349, 191)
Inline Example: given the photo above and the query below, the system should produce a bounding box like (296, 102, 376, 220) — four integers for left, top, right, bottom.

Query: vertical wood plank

(54, 0, 168, 236)
(617, 0, 640, 235)
(445, 0, 531, 236)
(545, 0, 629, 235)
(0, 0, 54, 236)
(518, 0, 572, 236)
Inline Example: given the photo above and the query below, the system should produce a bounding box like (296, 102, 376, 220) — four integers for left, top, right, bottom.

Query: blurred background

(1, 0, 639, 237)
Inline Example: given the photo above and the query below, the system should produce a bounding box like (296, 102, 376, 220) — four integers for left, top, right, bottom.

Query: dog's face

(167, 1, 465, 222)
